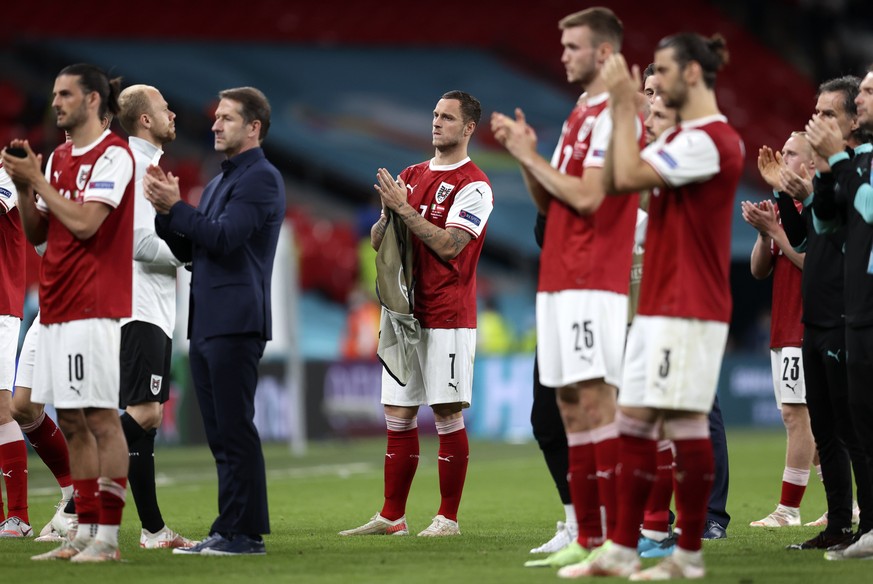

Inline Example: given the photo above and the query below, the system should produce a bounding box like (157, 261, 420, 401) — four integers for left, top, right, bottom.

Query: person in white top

(116, 84, 196, 550)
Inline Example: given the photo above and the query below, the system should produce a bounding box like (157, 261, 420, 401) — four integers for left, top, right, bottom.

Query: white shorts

(770, 346, 806, 408)
(14, 312, 39, 390)
(31, 318, 122, 409)
(536, 289, 628, 388)
(381, 328, 476, 408)
(619, 315, 728, 413)
(0, 315, 21, 391)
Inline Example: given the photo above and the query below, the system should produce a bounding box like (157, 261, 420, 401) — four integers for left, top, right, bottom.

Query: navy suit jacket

(156, 147, 285, 340)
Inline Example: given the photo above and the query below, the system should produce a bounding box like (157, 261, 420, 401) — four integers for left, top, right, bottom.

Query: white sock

(641, 528, 669, 542)
(61, 485, 74, 502)
(74, 523, 96, 545)
(564, 504, 577, 528)
(95, 524, 120, 547)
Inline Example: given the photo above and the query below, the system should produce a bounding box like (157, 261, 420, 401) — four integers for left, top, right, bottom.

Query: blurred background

(5, 0, 873, 448)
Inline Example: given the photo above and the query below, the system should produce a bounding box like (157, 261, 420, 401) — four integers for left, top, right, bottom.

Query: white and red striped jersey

(399, 157, 493, 329)
(639, 115, 744, 323)
(539, 92, 640, 295)
(37, 130, 134, 324)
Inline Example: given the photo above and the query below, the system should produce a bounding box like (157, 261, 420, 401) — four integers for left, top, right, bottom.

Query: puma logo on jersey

(69, 385, 81, 396)
(786, 382, 798, 393)
(53, 170, 61, 182)
(579, 354, 594, 364)
(826, 350, 841, 362)
(448, 381, 458, 392)
(406, 184, 417, 193)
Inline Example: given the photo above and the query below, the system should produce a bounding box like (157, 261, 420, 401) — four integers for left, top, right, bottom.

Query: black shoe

(787, 529, 853, 550)
(825, 529, 864, 552)
(201, 534, 266, 556)
(173, 533, 228, 555)
(701, 520, 727, 540)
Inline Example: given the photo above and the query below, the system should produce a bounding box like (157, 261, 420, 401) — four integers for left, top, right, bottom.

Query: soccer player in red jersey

(492, 7, 641, 569)
(0, 162, 31, 538)
(2, 63, 134, 562)
(742, 133, 819, 529)
(561, 33, 744, 579)
(340, 90, 493, 538)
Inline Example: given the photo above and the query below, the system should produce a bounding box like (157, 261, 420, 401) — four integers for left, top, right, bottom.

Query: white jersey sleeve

(445, 181, 493, 238)
(83, 145, 133, 208)
(36, 152, 55, 214)
(641, 127, 720, 188)
(583, 110, 612, 168)
(0, 166, 17, 213)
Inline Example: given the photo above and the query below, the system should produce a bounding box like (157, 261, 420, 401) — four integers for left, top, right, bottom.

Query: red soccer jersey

(538, 93, 640, 294)
(770, 205, 803, 348)
(0, 165, 25, 318)
(638, 116, 744, 323)
(399, 157, 493, 329)
(38, 131, 134, 324)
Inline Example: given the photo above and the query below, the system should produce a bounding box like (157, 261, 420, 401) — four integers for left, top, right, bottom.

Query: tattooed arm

(374, 167, 474, 262)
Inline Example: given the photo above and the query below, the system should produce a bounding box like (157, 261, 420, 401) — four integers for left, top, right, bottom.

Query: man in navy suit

(144, 86, 285, 556)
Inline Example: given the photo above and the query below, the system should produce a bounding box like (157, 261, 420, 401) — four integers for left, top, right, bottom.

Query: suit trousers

(190, 333, 270, 536)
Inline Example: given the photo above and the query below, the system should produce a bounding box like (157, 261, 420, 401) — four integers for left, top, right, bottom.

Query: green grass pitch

(1, 429, 868, 582)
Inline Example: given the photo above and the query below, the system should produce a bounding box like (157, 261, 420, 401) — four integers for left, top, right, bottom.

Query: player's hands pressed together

(805, 116, 845, 161)
(143, 164, 182, 215)
(490, 108, 538, 164)
(1, 139, 44, 189)
(374, 167, 408, 213)
(741, 199, 779, 237)
(779, 164, 813, 201)
(757, 146, 784, 190)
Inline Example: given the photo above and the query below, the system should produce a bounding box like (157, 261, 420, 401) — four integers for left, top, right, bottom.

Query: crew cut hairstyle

(559, 7, 623, 51)
(117, 84, 154, 136)
(441, 90, 482, 127)
(657, 33, 729, 89)
(58, 63, 122, 119)
(219, 86, 271, 141)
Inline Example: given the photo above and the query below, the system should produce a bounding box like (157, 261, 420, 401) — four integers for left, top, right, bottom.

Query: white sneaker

(750, 504, 800, 527)
(630, 548, 706, 580)
(417, 515, 460, 537)
(0, 517, 33, 538)
(140, 525, 200, 549)
(339, 513, 408, 536)
(531, 521, 577, 553)
(69, 539, 121, 563)
(805, 500, 861, 527)
(557, 540, 640, 579)
(824, 531, 873, 560)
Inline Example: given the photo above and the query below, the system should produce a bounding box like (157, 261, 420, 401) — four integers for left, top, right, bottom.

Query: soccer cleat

(557, 540, 640, 579)
(339, 513, 409, 536)
(417, 515, 460, 537)
(630, 549, 705, 580)
(805, 501, 861, 527)
(70, 539, 121, 563)
(525, 540, 589, 568)
(31, 538, 88, 561)
(749, 504, 800, 527)
(531, 521, 577, 554)
(787, 529, 854, 550)
(140, 526, 200, 549)
(34, 526, 65, 543)
(0, 517, 33, 538)
(50, 504, 77, 538)
(640, 534, 677, 558)
(824, 531, 873, 560)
